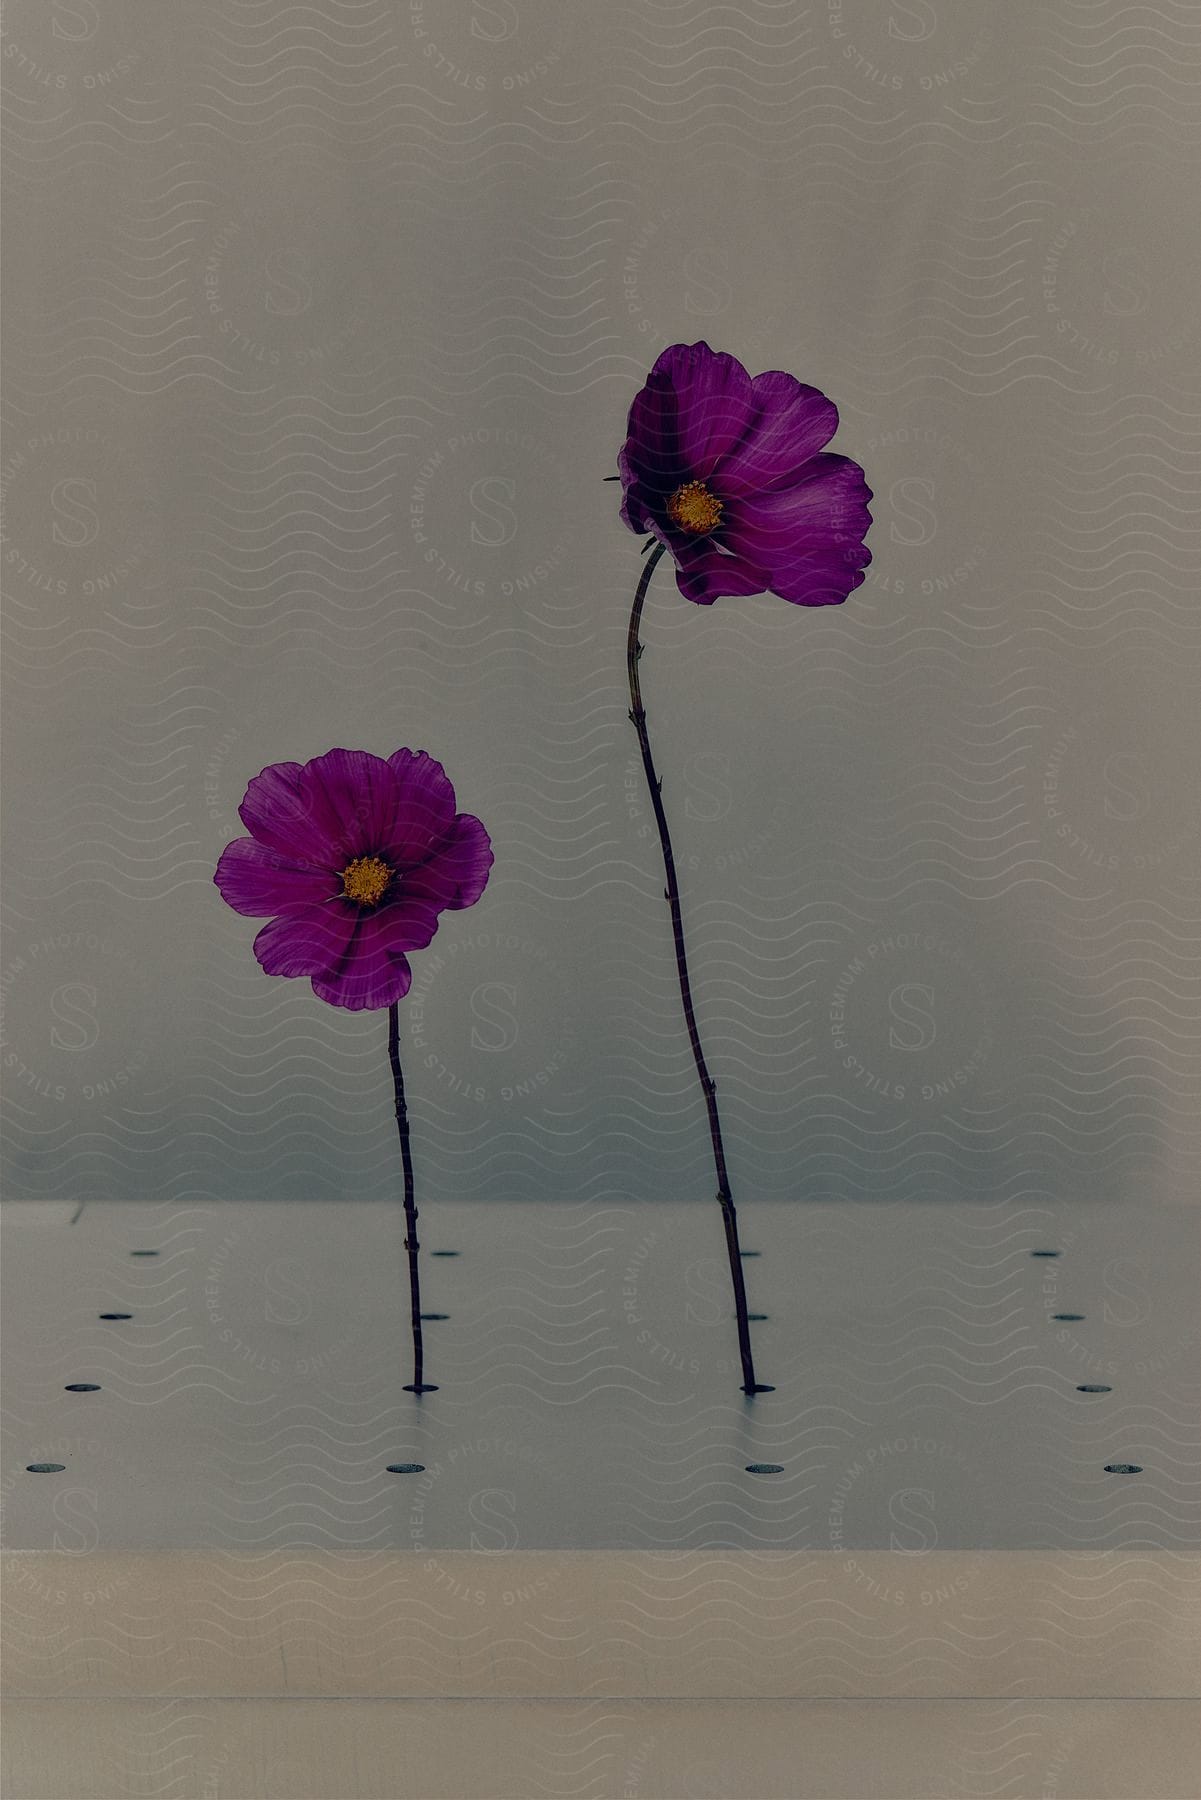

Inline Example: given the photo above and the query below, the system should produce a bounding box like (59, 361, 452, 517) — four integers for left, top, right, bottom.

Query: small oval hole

(26, 1463, 66, 1474)
(1077, 1385, 1112, 1393)
(99, 1313, 133, 1321)
(1104, 1463, 1142, 1474)
(129, 1250, 159, 1257)
(64, 1383, 101, 1393)
(745, 1463, 784, 1474)
(386, 1463, 425, 1474)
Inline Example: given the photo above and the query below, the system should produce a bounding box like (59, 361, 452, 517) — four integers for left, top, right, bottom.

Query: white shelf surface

(5, 1195, 1198, 1555)
(3, 1196, 1198, 1797)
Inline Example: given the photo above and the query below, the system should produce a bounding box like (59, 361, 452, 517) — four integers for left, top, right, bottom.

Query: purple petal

(302, 748, 402, 860)
(766, 547, 871, 607)
(650, 342, 755, 480)
(311, 957, 412, 1012)
(617, 445, 654, 534)
(669, 538, 770, 606)
(312, 907, 418, 1010)
(372, 893, 443, 952)
(215, 837, 340, 917)
(251, 894, 428, 1010)
(252, 901, 359, 979)
(237, 760, 333, 861)
(722, 453, 871, 550)
(238, 749, 400, 866)
(622, 372, 686, 497)
(620, 343, 755, 504)
(405, 814, 494, 911)
(716, 372, 841, 498)
(383, 749, 459, 867)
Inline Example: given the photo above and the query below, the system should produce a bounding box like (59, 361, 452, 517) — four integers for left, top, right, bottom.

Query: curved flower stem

(387, 1003, 433, 1394)
(626, 543, 768, 1396)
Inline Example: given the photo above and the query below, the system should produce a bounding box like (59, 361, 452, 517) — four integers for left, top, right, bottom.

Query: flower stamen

(667, 479, 723, 536)
(341, 854, 393, 908)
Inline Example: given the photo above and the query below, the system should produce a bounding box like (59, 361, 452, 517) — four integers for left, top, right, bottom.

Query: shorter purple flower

(618, 340, 872, 607)
(215, 746, 493, 1011)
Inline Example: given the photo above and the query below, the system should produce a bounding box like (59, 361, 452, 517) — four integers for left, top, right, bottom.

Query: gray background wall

(2, 0, 1199, 1213)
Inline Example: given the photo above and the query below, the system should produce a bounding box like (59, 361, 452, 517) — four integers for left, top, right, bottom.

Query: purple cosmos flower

(215, 746, 492, 1011)
(618, 340, 872, 607)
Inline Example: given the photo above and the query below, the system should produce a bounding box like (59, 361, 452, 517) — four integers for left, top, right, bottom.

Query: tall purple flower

(616, 342, 872, 1399)
(215, 746, 492, 1012)
(619, 340, 872, 607)
(215, 745, 493, 1402)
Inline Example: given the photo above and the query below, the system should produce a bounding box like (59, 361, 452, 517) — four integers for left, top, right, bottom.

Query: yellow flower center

(341, 854, 393, 908)
(666, 479, 723, 536)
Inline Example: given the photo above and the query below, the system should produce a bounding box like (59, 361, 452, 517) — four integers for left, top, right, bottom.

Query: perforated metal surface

(4, 1197, 1197, 1555)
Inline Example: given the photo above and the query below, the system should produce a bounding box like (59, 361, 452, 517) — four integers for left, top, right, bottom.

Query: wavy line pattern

(2, 1, 1200, 1791)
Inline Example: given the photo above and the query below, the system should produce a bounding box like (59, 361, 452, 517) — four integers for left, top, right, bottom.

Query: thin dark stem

(626, 544, 768, 1395)
(388, 1003, 433, 1393)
